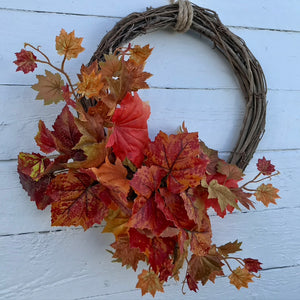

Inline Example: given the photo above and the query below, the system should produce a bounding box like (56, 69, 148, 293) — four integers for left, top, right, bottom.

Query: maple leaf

(217, 160, 244, 181)
(102, 209, 129, 238)
(257, 157, 276, 175)
(14, 49, 37, 74)
(218, 240, 242, 257)
(199, 141, 220, 174)
(18, 172, 53, 210)
(136, 269, 164, 297)
(77, 61, 104, 98)
(190, 212, 212, 256)
(172, 242, 188, 281)
(51, 106, 83, 159)
(35, 120, 57, 154)
(254, 183, 280, 207)
(181, 187, 206, 228)
(129, 44, 153, 66)
(47, 171, 109, 230)
(110, 234, 146, 271)
(244, 258, 262, 273)
(129, 166, 172, 235)
(32, 70, 64, 105)
(187, 252, 224, 287)
(107, 92, 150, 167)
(206, 179, 240, 212)
(91, 157, 130, 196)
(18, 152, 52, 181)
(229, 267, 254, 289)
(62, 84, 76, 109)
(55, 29, 84, 60)
(156, 188, 196, 230)
(145, 131, 208, 194)
(99, 53, 122, 79)
(231, 188, 255, 210)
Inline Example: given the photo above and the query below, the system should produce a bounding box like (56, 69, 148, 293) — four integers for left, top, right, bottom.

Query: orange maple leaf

(55, 29, 85, 60)
(129, 44, 153, 66)
(229, 267, 254, 289)
(136, 269, 164, 297)
(77, 61, 104, 98)
(91, 157, 130, 196)
(254, 183, 280, 207)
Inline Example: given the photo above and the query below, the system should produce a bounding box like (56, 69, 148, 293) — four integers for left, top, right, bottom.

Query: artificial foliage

(15, 29, 280, 297)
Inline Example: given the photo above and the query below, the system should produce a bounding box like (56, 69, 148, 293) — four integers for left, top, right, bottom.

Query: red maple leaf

(128, 166, 172, 235)
(107, 92, 150, 167)
(145, 131, 208, 194)
(244, 258, 262, 273)
(35, 120, 57, 154)
(14, 49, 37, 73)
(47, 171, 110, 230)
(257, 157, 275, 175)
(62, 84, 76, 109)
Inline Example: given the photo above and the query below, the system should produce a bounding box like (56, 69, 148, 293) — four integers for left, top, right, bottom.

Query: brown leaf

(229, 267, 254, 289)
(136, 269, 164, 297)
(32, 70, 64, 105)
(217, 160, 244, 181)
(218, 240, 242, 257)
(254, 183, 280, 207)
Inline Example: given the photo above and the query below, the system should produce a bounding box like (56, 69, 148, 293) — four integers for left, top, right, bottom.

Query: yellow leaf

(207, 179, 240, 212)
(129, 44, 153, 66)
(102, 209, 129, 238)
(229, 267, 254, 289)
(255, 183, 280, 207)
(32, 70, 64, 105)
(136, 269, 164, 297)
(55, 29, 85, 60)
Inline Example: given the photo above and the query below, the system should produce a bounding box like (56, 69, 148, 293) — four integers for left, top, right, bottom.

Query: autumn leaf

(244, 258, 262, 273)
(231, 188, 255, 210)
(257, 157, 275, 175)
(129, 166, 172, 235)
(48, 171, 109, 230)
(229, 267, 254, 289)
(136, 269, 164, 297)
(217, 160, 244, 181)
(18, 172, 53, 210)
(14, 49, 37, 73)
(32, 70, 64, 105)
(206, 179, 240, 212)
(67, 141, 107, 169)
(190, 213, 212, 256)
(99, 53, 122, 79)
(52, 106, 83, 159)
(181, 187, 206, 228)
(55, 29, 84, 60)
(145, 131, 208, 194)
(77, 61, 104, 98)
(187, 252, 224, 287)
(199, 141, 220, 174)
(254, 183, 280, 207)
(129, 44, 153, 66)
(218, 240, 242, 257)
(62, 84, 76, 109)
(18, 152, 52, 181)
(91, 157, 130, 196)
(102, 209, 129, 238)
(107, 92, 150, 167)
(110, 234, 146, 271)
(35, 120, 57, 154)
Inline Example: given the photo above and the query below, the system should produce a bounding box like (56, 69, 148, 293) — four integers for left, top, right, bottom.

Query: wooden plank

(0, 0, 299, 31)
(1, 86, 299, 160)
(1, 208, 299, 299)
(0, 150, 296, 235)
(1, 10, 300, 90)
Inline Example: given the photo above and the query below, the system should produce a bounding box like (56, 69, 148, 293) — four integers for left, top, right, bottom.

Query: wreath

(14, 1, 280, 297)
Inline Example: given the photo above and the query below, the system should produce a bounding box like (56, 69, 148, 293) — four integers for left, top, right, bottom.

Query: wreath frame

(87, 0, 267, 170)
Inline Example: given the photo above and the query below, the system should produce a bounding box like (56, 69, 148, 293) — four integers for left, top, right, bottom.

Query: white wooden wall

(1, 1, 300, 299)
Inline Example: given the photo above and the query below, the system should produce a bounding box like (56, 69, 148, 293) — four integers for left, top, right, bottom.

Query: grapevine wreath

(14, 0, 280, 297)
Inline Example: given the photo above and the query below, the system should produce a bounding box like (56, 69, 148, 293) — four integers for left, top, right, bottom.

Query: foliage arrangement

(15, 29, 280, 297)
